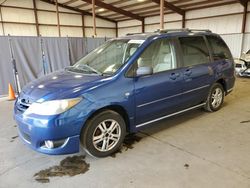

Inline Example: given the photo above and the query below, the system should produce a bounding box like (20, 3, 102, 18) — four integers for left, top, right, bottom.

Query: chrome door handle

(184, 69, 192, 76)
(170, 73, 180, 80)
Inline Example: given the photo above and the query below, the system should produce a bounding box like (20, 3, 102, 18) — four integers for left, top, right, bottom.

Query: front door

(133, 38, 184, 127)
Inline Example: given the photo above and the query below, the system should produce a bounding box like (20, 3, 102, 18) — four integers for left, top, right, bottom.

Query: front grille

(16, 97, 32, 113)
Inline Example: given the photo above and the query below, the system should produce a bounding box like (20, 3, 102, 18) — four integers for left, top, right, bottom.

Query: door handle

(184, 69, 192, 76)
(170, 72, 180, 80)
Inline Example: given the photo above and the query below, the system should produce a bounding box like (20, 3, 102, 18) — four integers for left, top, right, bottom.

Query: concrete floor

(0, 78, 250, 188)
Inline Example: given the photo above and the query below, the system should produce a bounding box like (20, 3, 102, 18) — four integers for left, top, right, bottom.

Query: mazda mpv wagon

(14, 29, 235, 157)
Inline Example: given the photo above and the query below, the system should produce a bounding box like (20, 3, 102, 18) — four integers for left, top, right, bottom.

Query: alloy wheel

(92, 119, 121, 152)
(211, 88, 223, 109)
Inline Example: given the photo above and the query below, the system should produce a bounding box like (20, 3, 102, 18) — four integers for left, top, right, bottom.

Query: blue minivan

(14, 29, 235, 157)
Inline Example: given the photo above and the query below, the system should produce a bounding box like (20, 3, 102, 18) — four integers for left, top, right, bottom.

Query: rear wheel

(204, 83, 224, 112)
(81, 110, 126, 158)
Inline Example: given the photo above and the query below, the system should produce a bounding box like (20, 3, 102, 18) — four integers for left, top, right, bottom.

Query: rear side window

(206, 35, 232, 61)
(179, 36, 210, 67)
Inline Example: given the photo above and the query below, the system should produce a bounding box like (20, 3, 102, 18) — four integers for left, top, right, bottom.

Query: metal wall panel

(220, 34, 243, 58)
(186, 14, 242, 34)
(242, 34, 250, 53)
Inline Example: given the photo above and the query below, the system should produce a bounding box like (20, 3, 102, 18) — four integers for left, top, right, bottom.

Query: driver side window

(136, 39, 176, 74)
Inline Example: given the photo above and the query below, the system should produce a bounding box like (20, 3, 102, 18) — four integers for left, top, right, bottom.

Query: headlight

(24, 98, 82, 116)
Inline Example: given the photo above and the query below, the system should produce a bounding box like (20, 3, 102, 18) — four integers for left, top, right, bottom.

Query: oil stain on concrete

(184, 163, 190, 169)
(10, 135, 18, 142)
(34, 155, 89, 183)
(240, 120, 250, 124)
(111, 134, 142, 158)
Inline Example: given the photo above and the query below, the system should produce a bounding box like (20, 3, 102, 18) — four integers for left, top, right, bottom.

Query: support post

(115, 22, 118, 37)
(55, 0, 61, 37)
(82, 14, 85, 37)
(0, 6, 5, 35)
(32, 0, 40, 36)
(182, 13, 186, 28)
(241, 2, 247, 33)
(142, 18, 145, 33)
(92, 0, 97, 37)
(8, 34, 21, 94)
(241, 2, 248, 54)
(160, 0, 164, 30)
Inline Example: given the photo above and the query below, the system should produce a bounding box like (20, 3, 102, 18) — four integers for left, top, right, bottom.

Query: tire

(81, 110, 126, 158)
(204, 83, 225, 112)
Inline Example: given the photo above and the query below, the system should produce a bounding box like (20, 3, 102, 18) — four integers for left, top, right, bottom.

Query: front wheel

(204, 83, 225, 112)
(81, 110, 126, 158)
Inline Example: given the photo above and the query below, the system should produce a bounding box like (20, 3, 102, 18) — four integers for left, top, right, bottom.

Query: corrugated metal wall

(117, 3, 250, 58)
(220, 34, 243, 58)
(0, 0, 116, 37)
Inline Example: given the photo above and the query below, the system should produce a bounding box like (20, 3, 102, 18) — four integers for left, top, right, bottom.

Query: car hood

(20, 70, 111, 102)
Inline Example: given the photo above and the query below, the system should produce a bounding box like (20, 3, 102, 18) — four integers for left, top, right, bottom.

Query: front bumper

(239, 69, 250, 77)
(14, 102, 88, 155)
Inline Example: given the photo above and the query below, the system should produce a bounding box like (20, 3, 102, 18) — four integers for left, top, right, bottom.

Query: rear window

(206, 35, 232, 61)
(179, 36, 210, 67)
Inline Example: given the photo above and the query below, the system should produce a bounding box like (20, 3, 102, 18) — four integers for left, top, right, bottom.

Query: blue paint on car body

(14, 30, 235, 155)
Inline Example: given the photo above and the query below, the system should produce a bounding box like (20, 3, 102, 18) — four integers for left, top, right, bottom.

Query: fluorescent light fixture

(98, 8, 105, 12)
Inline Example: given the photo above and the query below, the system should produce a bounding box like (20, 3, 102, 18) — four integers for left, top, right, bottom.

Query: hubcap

(211, 88, 223, 108)
(92, 119, 121, 152)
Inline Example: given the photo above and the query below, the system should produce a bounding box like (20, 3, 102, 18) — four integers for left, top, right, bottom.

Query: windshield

(68, 39, 144, 75)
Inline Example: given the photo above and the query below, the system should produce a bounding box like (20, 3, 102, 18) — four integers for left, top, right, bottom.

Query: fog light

(42, 139, 68, 149)
(45, 140, 54, 149)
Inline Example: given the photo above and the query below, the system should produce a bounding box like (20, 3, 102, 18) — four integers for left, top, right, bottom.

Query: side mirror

(136, 66, 153, 77)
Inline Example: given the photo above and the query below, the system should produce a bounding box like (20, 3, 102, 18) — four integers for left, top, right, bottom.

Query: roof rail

(126, 33, 143, 36)
(155, 28, 212, 33)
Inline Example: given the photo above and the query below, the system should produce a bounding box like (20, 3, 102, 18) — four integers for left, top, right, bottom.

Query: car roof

(116, 29, 219, 41)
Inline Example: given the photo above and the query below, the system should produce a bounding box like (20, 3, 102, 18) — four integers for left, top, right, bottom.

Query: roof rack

(155, 28, 212, 33)
(126, 33, 144, 36)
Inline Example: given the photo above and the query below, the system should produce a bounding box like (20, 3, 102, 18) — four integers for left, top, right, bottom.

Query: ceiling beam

(98, 0, 193, 17)
(151, 0, 185, 15)
(63, 0, 79, 5)
(186, 0, 238, 11)
(138, 0, 233, 17)
(87, 0, 152, 13)
(75, 2, 89, 9)
(238, 0, 249, 6)
(111, 0, 130, 6)
(80, 0, 144, 21)
(40, 0, 116, 23)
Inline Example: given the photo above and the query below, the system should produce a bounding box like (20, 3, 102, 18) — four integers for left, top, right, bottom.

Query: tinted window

(179, 36, 210, 67)
(136, 39, 176, 74)
(207, 35, 232, 61)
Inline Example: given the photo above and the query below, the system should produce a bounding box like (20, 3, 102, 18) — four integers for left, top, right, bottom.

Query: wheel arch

(216, 78, 227, 93)
(83, 105, 131, 133)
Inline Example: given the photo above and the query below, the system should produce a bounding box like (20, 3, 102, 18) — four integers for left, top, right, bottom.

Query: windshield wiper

(66, 65, 102, 75)
(77, 64, 102, 75)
